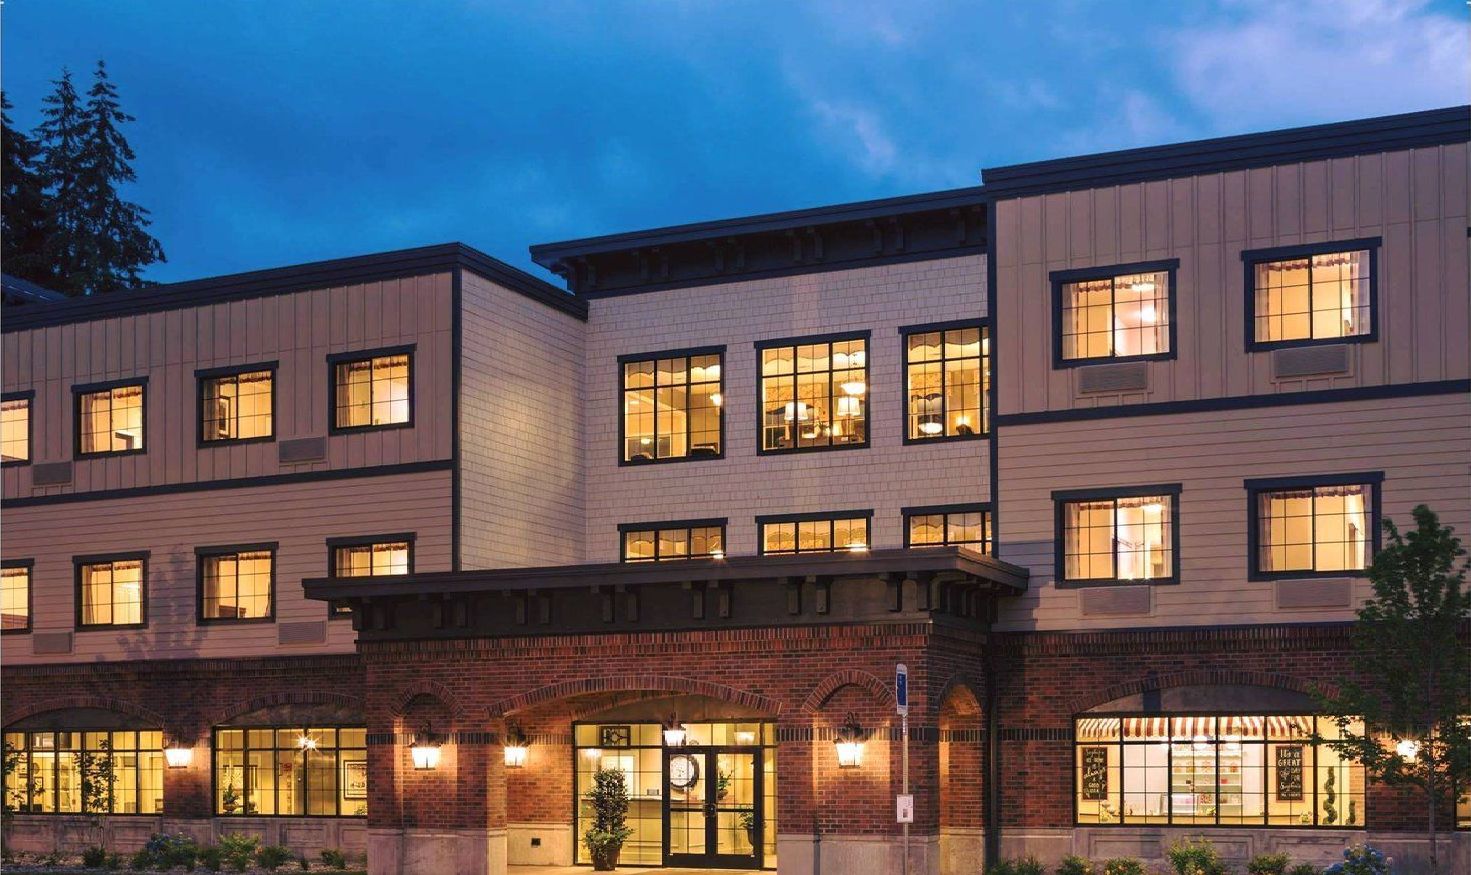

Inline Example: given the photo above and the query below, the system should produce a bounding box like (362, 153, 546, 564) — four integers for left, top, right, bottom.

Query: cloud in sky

(2, 1, 1464, 284)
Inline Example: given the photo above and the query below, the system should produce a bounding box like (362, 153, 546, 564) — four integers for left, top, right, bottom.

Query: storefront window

(1074, 715, 1364, 827)
(213, 726, 367, 817)
(2, 730, 163, 814)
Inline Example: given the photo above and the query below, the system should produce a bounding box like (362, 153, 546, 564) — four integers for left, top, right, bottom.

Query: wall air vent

(1273, 344, 1349, 379)
(278, 437, 327, 464)
(1077, 361, 1149, 394)
(30, 462, 73, 486)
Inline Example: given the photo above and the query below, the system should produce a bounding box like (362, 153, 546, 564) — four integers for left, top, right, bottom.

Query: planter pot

(591, 844, 622, 871)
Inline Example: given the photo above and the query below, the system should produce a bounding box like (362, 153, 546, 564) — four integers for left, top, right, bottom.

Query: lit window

(331, 350, 411, 430)
(1, 395, 31, 464)
(199, 547, 274, 622)
(76, 556, 146, 628)
(1055, 262, 1175, 362)
(1247, 242, 1375, 346)
(621, 522, 725, 562)
(2, 730, 164, 815)
(1074, 715, 1364, 828)
(328, 536, 412, 617)
(904, 325, 988, 439)
(905, 505, 991, 553)
(622, 350, 723, 462)
(759, 513, 870, 555)
(213, 726, 367, 817)
(76, 382, 145, 456)
(1250, 476, 1378, 578)
(1058, 489, 1177, 584)
(201, 368, 274, 443)
(2, 562, 31, 632)
(759, 335, 867, 452)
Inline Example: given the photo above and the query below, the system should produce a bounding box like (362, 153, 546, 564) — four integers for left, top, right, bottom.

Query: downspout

(984, 604, 1001, 871)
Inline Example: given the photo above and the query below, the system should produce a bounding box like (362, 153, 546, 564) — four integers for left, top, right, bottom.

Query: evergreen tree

(1, 92, 54, 284)
(33, 68, 88, 295)
(75, 59, 164, 293)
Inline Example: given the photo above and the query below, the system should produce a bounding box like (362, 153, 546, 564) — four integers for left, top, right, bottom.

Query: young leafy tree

(1317, 505, 1471, 875)
(75, 59, 165, 293)
(1, 92, 55, 285)
(33, 68, 88, 295)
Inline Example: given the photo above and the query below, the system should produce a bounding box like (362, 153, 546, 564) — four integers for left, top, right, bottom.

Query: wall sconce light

(734, 730, 757, 746)
(504, 724, 530, 769)
(1395, 738, 1421, 761)
(410, 725, 443, 770)
(164, 741, 193, 769)
(296, 734, 319, 751)
(834, 713, 866, 769)
(663, 715, 688, 748)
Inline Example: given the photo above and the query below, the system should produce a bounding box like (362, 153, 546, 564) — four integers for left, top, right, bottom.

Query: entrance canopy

(303, 546, 1027, 641)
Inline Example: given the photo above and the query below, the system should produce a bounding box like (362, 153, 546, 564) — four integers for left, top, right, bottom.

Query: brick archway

(390, 681, 466, 722)
(488, 675, 784, 718)
(207, 690, 365, 729)
(801, 668, 896, 714)
(1068, 669, 1332, 715)
(3, 695, 168, 730)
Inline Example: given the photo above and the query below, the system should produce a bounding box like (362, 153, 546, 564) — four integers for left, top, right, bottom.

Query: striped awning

(1077, 715, 1314, 741)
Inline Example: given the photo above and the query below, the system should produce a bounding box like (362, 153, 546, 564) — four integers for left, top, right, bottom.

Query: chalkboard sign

(1081, 746, 1110, 801)
(1276, 745, 1304, 801)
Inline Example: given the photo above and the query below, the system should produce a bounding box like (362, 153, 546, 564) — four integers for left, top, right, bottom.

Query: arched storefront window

(3, 709, 164, 815)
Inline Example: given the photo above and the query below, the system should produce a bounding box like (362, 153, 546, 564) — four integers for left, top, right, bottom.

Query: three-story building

(3, 106, 1468, 874)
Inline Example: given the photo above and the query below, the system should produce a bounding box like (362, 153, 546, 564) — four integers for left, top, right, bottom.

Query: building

(1, 106, 1467, 875)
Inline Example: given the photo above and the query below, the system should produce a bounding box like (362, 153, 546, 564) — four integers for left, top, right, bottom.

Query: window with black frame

(327, 536, 412, 617)
(76, 381, 145, 456)
(331, 350, 411, 431)
(1250, 476, 1378, 578)
(758, 513, 870, 555)
(200, 368, 274, 443)
(2, 561, 31, 632)
(904, 505, 991, 553)
(621, 351, 723, 462)
(1247, 242, 1375, 347)
(1057, 488, 1178, 585)
(213, 726, 367, 817)
(904, 325, 987, 440)
(2, 729, 164, 814)
(759, 336, 867, 452)
(1055, 263, 1174, 363)
(620, 521, 726, 562)
(198, 546, 274, 622)
(1, 394, 31, 464)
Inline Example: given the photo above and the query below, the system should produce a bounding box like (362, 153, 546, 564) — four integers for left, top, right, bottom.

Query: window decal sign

(1276, 745, 1304, 801)
(1081, 746, 1109, 801)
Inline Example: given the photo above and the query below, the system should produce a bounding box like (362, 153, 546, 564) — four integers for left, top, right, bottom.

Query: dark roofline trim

(3, 243, 586, 333)
(982, 106, 1469, 200)
(530, 186, 988, 266)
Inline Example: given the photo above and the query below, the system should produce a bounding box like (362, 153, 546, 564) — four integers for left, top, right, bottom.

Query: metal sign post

(896, 663, 909, 875)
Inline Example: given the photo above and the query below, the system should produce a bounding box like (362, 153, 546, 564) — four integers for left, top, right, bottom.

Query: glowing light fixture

(582, 747, 604, 762)
(1140, 305, 1158, 323)
(735, 730, 757, 745)
(663, 715, 688, 748)
(710, 393, 723, 407)
(834, 713, 866, 768)
(840, 380, 866, 396)
(504, 724, 530, 769)
(296, 734, 318, 751)
(410, 726, 442, 770)
(164, 742, 193, 769)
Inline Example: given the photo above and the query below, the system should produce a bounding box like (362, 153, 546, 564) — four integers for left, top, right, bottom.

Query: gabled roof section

(982, 105, 1470, 200)
(1, 274, 67, 306)
(530, 186, 988, 296)
(2, 243, 585, 333)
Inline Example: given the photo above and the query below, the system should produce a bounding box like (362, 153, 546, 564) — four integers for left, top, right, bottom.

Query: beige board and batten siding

(993, 143, 1470, 415)
(0, 272, 455, 499)
(0, 469, 452, 665)
(458, 270, 587, 568)
(994, 392, 1471, 631)
(584, 254, 989, 562)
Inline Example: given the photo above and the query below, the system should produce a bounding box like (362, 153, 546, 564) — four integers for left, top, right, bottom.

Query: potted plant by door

(583, 767, 634, 870)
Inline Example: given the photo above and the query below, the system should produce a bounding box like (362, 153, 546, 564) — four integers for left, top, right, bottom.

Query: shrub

(130, 849, 153, 870)
(1057, 856, 1094, 875)
(83, 846, 110, 867)
(144, 832, 200, 869)
(256, 844, 293, 871)
(105, 851, 126, 870)
(1324, 845, 1388, 875)
(989, 857, 1046, 875)
(319, 848, 349, 870)
(1101, 859, 1148, 875)
(1287, 865, 1319, 875)
(1167, 837, 1228, 875)
(1248, 852, 1292, 875)
(198, 845, 224, 872)
(298, 854, 311, 870)
(218, 833, 260, 872)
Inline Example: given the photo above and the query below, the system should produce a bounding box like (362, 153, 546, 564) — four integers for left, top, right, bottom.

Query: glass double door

(664, 747, 763, 869)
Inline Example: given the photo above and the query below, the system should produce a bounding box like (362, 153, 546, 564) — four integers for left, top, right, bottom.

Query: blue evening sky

(3, 0, 1466, 285)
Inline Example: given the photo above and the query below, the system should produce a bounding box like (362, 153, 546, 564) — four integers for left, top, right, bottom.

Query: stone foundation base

(367, 827, 506, 875)
(505, 822, 573, 866)
(1, 815, 366, 858)
(778, 832, 941, 875)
